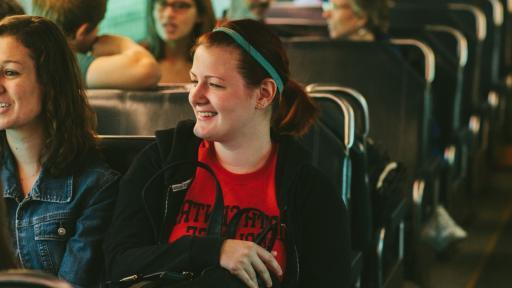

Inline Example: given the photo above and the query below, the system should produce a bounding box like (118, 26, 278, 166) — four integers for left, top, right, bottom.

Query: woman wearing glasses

(152, 0, 216, 83)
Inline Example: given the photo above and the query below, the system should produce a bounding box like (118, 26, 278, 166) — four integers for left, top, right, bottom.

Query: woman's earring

(255, 102, 264, 110)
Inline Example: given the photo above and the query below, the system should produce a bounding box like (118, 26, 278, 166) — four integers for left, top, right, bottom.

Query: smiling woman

(0, 37, 42, 136)
(0, 15, 119, 287)
(188, 44, 266, 146)
(105, 19, 350, 288)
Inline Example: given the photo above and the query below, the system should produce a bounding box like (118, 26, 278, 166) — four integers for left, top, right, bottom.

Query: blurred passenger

(0, 0, 24, 20)
(323, 0, 389, 41)
(227, 0, 272, 21)
(105, 19, 350, 287)
(152, 0, 215, 83)
(32, 0, 161, 90)
(0, 15, 119, 286)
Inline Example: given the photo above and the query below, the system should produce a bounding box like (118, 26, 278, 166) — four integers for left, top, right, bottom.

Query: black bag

(106, 160, 281, 288)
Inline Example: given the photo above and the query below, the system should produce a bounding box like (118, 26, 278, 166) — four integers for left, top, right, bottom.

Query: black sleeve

(296, 166, 351, 288)
(103, 142, 222, 281)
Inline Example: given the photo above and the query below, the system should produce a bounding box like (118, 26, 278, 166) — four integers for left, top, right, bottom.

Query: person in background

(0, 0, 24, 20)
(227, 0, 272, 21)
(32, 0, 161, 90)
(0, 15, 119, 287)
(152, 0, 216, 83)
(104, 19, 350, 288)
(323, 0, 389, 41)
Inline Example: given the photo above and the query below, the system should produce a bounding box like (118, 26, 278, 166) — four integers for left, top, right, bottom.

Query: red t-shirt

(169, 140, 287, 272)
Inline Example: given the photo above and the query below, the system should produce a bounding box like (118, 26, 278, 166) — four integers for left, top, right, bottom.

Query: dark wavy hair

(0, 15, 98, 176)
(194, 19, 317, 136)
(153, 0, 216, 61)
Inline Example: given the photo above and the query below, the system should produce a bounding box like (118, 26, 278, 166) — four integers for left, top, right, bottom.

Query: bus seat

(88, 87, 194, 136)
(285, 38, 425, 173)
(299, 92, 362, 287)
(98, 136, 155, 176)
(0, 269, 72, 288)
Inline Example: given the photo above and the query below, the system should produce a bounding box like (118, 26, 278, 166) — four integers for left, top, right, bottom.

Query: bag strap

(157, 120, 201, 190)
(141, 160, 225, 238)
(225, 208, 279, 252)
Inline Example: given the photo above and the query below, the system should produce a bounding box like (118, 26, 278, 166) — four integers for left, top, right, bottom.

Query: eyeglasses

(157, 1, 194, 12)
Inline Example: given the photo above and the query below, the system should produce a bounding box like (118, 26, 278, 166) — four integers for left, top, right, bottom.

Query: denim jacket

(1, 147, 119, 288)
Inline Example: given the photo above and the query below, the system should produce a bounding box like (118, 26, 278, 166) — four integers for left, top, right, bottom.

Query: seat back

(88, 87, 194, 136)
(266, 18, 329, 38)
(265, 2, 328, 38)
(98, 136, 155, 175)
(299, 92, 363, 287)
(474, 0, 504, 89)
(0, 270, 72, 288)
(307, 84, 370, 139)
(285, 38, 426, 173)
(266, 2, 324, 19)
(306, 85, 372, 250)
(299, 92, 354, 206)
(391, 27, 466, 129)
(501, 0, 512, 74)
(390, 1, 485, 111)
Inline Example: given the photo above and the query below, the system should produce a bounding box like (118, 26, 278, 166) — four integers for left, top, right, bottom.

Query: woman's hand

(220, 239, 282, 288)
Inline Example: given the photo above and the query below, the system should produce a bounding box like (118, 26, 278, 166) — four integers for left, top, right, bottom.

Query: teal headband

(213, 27, 284, 94)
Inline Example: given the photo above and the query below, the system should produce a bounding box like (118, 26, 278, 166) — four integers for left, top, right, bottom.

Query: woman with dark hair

(152, 0, 216, 83)
(105, 19, 350, 287)
(0, 15, 118, 287)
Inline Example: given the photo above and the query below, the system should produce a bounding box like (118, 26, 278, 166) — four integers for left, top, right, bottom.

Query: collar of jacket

(156, 120, 201, 187)
(1, 144, 73, 203)
(155, 119, 312, 203)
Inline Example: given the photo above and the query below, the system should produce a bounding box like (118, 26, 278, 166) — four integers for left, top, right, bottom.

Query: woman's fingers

(243, 257, 259, 287)
(236, 267, 259, 288)
(250, 248, 273, 287)
(257, 246, 283, 278)
(220, 239, 282, 288)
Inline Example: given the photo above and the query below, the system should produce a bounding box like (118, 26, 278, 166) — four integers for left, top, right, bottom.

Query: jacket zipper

(157, 186, 172, 244)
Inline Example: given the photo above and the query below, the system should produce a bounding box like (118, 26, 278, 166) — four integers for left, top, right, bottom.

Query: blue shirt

(76, 52, 95, 85)
(1, 146, 119, 288)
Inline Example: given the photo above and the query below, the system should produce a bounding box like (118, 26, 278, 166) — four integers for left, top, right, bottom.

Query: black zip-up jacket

(104, 120, 350, 287)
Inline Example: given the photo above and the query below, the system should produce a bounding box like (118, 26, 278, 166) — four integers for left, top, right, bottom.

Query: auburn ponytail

(272, 80, 318, 136)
